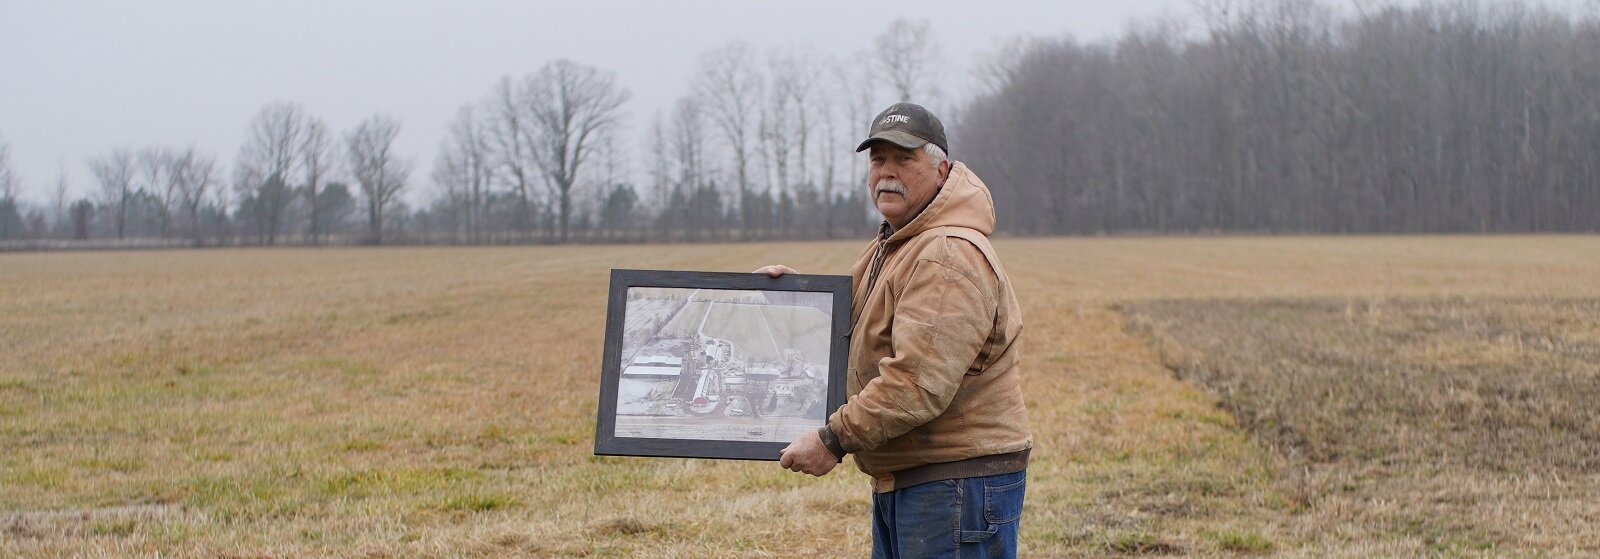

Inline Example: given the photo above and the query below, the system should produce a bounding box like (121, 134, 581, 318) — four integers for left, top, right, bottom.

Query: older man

(764, 103, 1032, 558)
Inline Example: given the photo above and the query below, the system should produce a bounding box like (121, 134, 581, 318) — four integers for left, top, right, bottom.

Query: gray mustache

(875, 179, 907, 195)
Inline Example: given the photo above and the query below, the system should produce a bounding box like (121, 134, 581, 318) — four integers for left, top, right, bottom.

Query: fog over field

(0, 0, 1167, 214)
(4, 0, 1593, 246)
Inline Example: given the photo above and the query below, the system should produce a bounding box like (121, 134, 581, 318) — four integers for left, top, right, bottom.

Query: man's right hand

(779, 429, 838, 476)
(753, 264, 798, 277)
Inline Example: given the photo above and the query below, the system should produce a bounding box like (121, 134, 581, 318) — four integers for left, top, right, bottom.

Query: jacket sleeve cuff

(817, 425, 847, 461)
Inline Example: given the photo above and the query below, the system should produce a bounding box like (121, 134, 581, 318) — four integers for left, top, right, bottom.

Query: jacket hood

(886, 161, 996, 243)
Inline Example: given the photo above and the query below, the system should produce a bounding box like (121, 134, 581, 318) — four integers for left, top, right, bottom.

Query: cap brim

(855, 130, 928, 152)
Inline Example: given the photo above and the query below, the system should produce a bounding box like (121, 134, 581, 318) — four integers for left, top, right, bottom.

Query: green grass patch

(5, 466, 69, 489)
(1208, 529, 1273, 553)
(90, 518, 139, 537)
(183, 474, 300, 521)
(75, 455, 146, 473)
(1099, 531, 1183, 555)
(320, 467, 481, 498)
(185, 476, 278, 507)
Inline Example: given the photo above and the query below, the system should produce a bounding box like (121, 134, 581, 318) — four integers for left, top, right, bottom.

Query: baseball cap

(855, 103, 948, 154)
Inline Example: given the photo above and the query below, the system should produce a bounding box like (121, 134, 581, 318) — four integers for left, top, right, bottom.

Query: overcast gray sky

(1, 0, 1191, 204)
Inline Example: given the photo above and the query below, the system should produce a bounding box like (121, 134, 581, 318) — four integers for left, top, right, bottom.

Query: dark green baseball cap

(855, 102, 948, 154)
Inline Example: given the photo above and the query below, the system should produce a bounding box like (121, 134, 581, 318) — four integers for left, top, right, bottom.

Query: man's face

(867, 143, 949, 228)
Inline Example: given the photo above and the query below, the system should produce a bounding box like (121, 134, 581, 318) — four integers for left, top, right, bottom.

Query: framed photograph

(594, 269, 851, 461)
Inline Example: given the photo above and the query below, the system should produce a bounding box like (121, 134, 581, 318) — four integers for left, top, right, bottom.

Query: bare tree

(791, 54, 826, 196)
(434, 105, 494, 242)
(523, 59, 630, 243)
(301, 117, 336, 244)
(51, 168, 70, 236)
(957, 0, 1600, 235)
(671, 98, 709, 192)
(88, 149, 135, 240)
(832, 56, 883, 222)
(758, 49, 795, 234)
(345, 114, 410, 244)
(484, 76, 538, 238)
(695, 42, 763, 239)
(646, 111, 671, 209)
(171, 148, 219, 247)
(971, 36, 1036, 99)
(430, 151, 467, 242)
(0, 134, 18, 203)
(814, 54, 857, 237)
(237, 102, 306, 245)
(0, 136, 21, 240)
(873, 18, 942, 104)
(137, 147, 180, 238)
(756, 46, 827, 237)
(669, 97, 716, 241)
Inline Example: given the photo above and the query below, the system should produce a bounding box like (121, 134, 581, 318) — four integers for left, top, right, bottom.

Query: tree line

(2, 3, 1597, 247)
(0, 18, 944, 247)
(963, 0, 1600, 234)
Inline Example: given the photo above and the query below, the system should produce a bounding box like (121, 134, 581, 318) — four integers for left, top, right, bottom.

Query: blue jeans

(871, 470, 1026, 559)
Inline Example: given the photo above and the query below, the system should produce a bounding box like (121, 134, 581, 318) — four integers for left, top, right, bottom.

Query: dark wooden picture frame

(594, 269, 851, 461)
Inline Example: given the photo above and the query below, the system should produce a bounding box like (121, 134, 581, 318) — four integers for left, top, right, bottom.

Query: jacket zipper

(850, 221, 893, 334)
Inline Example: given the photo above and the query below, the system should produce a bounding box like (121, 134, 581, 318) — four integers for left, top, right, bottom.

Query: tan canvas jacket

(824, 161, 1032, 492)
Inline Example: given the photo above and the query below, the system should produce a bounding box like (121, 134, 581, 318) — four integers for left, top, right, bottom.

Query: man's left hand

(753, 264, 798, 277)
(779, 429, 837, 476)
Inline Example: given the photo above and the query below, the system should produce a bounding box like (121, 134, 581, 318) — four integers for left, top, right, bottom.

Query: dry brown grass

(1125, 297, 1600, 557)
(2, 235, 1598, 557)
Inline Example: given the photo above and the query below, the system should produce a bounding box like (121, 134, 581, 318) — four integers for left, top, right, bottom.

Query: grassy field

(2, 236, 1597, 557)
(1124, 298, 1600, 556)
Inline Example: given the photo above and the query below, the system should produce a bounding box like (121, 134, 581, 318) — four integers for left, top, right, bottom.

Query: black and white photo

(594, 269, 849, 460)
